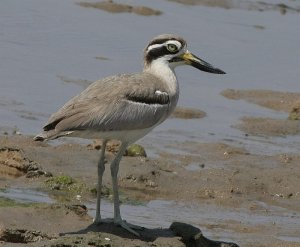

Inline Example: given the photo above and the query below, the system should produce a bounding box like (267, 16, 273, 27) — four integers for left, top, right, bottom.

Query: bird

(34, 34, 225, 236)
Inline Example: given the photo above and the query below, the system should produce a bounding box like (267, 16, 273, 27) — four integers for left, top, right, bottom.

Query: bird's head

(144, 34, 225, 74)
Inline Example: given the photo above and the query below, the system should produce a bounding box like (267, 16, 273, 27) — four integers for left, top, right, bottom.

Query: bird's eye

(167, 44, 178, 52)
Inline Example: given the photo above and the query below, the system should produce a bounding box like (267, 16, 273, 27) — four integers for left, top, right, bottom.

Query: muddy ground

(221, 89, 300, 136)
(0, 89, 300, 247)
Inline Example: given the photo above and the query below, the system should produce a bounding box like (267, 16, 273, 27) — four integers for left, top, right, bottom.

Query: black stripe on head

(145, 46, 171, 64)
(144, 34, 186, 65)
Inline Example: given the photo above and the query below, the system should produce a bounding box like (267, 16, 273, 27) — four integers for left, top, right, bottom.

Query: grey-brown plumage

(34, 34, 225, 236)
(34, 72, 177, 141)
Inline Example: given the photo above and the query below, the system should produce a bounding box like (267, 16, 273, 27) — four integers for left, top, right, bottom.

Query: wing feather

(36, 73, 174, 140)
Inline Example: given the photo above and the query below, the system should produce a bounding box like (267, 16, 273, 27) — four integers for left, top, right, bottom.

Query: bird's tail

(33, 131, 51, 141)
(33, 134, 46, 141)
(33, 130, 74, 141)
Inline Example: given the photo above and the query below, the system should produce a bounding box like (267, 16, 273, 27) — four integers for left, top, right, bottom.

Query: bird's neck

(143, 59, 179, 97)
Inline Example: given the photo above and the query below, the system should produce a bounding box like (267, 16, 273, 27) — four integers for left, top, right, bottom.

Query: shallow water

(1, 188, 299, 244)
(1, 0, 300, 156)
(89, 199, 300, 244)
(0, 188, 54, 204)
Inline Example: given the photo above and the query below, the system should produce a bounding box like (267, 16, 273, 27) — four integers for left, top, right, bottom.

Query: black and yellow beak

(181, 51, 226, 74)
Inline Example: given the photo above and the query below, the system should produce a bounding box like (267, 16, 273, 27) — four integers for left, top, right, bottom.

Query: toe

(119, 221, 140, 236)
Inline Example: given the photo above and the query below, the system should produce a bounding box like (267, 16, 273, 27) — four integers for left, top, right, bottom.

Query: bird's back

(34, 72, 178, 141)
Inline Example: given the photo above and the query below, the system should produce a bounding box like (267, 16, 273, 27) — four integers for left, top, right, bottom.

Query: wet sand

(0, 107, 299, 247)
(76, 0, 300, 14)
(168, 0, 300, 14)
(77, 1, 162, 16)
(221, 89, 300, 137)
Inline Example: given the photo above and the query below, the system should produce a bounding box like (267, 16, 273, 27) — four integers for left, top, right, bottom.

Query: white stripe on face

(146, 43, 164, 52)
(165, 40, 182, 50)
(146, 40, 183, 53)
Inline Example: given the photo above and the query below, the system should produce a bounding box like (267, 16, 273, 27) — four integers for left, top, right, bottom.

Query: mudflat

(1, 89, 300, 246)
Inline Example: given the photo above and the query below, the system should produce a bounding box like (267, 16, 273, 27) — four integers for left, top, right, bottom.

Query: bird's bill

(181, 51, 226, 74)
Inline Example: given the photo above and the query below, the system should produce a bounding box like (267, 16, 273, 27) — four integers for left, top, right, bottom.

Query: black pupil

(168, 44, 176, 51)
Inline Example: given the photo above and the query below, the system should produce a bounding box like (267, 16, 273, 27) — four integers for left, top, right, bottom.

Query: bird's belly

(69, 127, 155, 144)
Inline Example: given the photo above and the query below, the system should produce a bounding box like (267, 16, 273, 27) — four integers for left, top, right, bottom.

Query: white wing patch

(155, 90, 168, 96)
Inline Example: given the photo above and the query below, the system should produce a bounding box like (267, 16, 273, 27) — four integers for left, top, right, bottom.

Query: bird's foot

(93, 217, 143, 236)
(115, 219, 144, 236)
(93, 216, 106, 225)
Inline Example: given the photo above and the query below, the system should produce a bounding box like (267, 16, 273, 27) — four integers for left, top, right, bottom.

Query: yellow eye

(167, 44, 178, 52)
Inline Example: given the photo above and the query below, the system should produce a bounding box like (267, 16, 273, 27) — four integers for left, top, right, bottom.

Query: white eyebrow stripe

(146, 43, 164, 52)
(165, 40, 182, 49)
(146, 40, 183, 52)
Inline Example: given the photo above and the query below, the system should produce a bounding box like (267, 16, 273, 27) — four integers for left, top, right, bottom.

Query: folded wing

(34, 73, 172, 140)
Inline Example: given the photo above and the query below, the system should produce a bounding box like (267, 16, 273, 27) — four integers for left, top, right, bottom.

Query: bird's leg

(110, 142, 143, 236)
(94, 139, 108, 224)
(110, 142, 127, 221)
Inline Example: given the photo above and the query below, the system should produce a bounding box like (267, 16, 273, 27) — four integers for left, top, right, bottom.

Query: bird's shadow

(60, 221, 239, 247)
(60, 222, 173, 242)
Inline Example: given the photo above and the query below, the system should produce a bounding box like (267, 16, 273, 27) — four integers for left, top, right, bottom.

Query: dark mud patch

(253, 24, 265, 30)
(87, 140, 147, 158)
(172, 107, 206, 119)
(0, 147, 50, 178)
(77, 1, 162, 16)
(94, 56, 110, 60)
(87, 139, 120, 152)
(167, 0, 300, 14)
(235, 117, 300, 137)
(288, 101, 300, 120)
(65, 204, 88, 216)
(0, 228, 53, 244)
